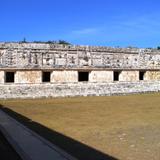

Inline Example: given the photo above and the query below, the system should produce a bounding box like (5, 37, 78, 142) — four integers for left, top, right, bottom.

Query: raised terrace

(0, 42, 160, 99)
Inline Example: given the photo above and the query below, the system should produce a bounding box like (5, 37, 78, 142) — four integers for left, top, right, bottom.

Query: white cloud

(71, 28, 100, 35)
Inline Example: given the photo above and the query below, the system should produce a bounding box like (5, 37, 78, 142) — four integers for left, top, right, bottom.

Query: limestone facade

(0, 43, 160, 98)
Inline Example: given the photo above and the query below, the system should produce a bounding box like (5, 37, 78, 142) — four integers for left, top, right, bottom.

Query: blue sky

(0, 0, 160, 48)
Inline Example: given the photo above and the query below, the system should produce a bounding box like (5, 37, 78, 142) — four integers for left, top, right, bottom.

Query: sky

(0, 0, 160, 48)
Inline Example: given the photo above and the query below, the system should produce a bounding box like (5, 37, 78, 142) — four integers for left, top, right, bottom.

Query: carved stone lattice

(0, 43, 159, 69)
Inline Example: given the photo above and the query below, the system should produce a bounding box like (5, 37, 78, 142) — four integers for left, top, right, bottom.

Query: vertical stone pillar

(0, 71, 4, 84)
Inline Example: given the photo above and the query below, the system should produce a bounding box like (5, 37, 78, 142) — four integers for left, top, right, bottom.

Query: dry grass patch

(1, 94, 160, 160)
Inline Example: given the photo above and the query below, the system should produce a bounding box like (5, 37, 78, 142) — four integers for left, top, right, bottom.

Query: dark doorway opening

(114, 71, 120, 81)
(78, 72, 89, 82)
(5, 72, 15, 83)
(42, 72, 51, 82)
(139, 71, 145, 80)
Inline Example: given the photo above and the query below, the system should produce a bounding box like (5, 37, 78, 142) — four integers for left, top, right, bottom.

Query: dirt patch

(1, 93, 160, 160)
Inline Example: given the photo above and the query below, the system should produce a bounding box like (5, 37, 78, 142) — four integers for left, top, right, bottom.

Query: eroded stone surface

(0, 43, 160, 70)
(0, 81, 159, 99)
(0, 43, 160, 98)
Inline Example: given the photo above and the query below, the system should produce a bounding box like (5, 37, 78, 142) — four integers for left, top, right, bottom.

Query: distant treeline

(7, 38, 160, 50)
(19, 38, 71, 45)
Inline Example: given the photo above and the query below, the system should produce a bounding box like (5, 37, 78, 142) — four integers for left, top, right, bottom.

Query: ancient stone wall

(145, 71, 160, 81)
(15, 71, 41, 84)
(89, 71, 113, 82)
(119, 71, 139, 82)
(51, 71, 78, 83)
(0, 81, 160, 99)
(0, 71, 4, 83)
(0, 43, 160, 98)
(0, 42, 160, 70)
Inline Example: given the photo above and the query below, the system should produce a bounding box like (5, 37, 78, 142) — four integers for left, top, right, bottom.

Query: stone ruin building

(0, 42, 160, 99)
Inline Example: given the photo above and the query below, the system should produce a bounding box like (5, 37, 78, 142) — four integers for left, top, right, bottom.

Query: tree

(58, 40, 71, 45)
(157, 46, 160, 50)
(22, 38, 27, 43)
(19, 38, 27, 43)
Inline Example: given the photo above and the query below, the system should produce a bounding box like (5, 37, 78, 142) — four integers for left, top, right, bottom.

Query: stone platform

(0, 81, 159, 99)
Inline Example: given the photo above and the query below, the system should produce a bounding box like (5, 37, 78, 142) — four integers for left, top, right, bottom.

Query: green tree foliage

(32, 40, 71, 45)
(58, 40, 70, 45)
(157, 46, 160, 50)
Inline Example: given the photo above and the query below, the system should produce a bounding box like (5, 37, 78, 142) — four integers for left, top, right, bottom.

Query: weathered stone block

(15, 71, 41, 84)
(119, 71, 139, 82)
(51, 71, 78, 82)
(89, 71, 113, 82)
(0, 71, 4, 83)
(145, 71, 160, 80)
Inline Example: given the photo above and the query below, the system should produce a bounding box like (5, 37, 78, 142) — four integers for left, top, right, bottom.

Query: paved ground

(0, 110, 77, 160)
(0, 130, 21, 160)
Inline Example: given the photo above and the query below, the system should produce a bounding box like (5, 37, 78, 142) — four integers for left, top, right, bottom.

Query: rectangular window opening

(42, 72, 51, 82)
(114, 71, 120, 81)
(78, 72, 89, 82)
(5, 72, 15, 83)
(139, 71, 145, 81)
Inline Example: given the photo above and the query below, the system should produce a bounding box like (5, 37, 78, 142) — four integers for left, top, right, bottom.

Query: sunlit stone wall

(0, 43, 160, 98)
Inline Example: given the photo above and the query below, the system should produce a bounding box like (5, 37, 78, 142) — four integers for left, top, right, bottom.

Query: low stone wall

(0, 81, 160, 99)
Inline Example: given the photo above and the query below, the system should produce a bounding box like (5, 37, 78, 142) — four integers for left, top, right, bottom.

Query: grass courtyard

(1, 94, 160, 160)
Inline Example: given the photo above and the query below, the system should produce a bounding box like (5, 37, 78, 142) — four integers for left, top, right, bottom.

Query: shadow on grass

(0, 105, 118, 160)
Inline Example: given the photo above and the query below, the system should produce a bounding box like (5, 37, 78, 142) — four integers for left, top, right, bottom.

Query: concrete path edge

(0, 110, 77, 160)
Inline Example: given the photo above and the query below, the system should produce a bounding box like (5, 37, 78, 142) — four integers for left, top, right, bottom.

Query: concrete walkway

(0, 110, 77, 160)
